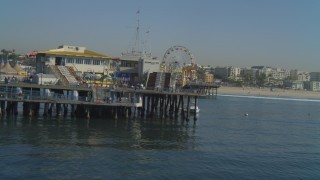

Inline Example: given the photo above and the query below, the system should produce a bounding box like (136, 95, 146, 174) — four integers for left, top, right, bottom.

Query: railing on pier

(0, 86, 84, 101)
(0, 86, 142, 107)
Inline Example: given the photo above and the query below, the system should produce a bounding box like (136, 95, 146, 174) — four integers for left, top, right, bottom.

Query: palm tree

(1, 49, 6, 54)
(256, 73, 266, 87)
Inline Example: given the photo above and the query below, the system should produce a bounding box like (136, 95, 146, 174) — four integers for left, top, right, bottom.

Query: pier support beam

(194, 96, 197, 121)
(181, 96, 185, 118)
(63, 104, 68, 116)
(48, 103, 54, 116)
(71, 104, 76, 117)
(56, 103, 62, 116)
(33, 103, 40, 116)
(43, 103, 49, 117)
(13, 102, 18, 116)
(141, 95, 145, 118)
(0, 101, 5, 115)
(86, 106, 90, 119)
(186, 96, 190, 121)
(29, 103, 34, 117)
(114, 107, 118, 120)
(6, 101, 18, 116)
(146, 96, 150, 117)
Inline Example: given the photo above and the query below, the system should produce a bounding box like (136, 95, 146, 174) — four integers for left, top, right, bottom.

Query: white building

(290, 70, 310, 81)
(228, 66, 241, 80)
(251, 66, 274, 79)
(120, 51, 160, 83)
(284, 80, 304, 90)
(304, 81, 320, 91)
(214, 66, 241, 80)
(271, 68, 290, 80)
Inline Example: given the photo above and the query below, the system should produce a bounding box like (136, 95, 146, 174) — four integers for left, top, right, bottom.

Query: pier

(0, 82, 218, 121)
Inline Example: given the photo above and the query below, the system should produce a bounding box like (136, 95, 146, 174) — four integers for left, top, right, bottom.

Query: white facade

(33, 73, 58, 85)
(228, 66, 241, 80)
(43, 56, 110, 74)
(304, 81, 320, 91)
(139, 59, 160, 77)
(284, 80, 304, 90)
(120, 51, 159, 82)
(271, 68, 290, 80)
(291, 70, 310, 81)
(214, 66, 241, 80)
(298, 73, 310, 81)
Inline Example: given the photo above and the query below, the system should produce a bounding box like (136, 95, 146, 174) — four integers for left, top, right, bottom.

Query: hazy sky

(1, 0, 319, 71)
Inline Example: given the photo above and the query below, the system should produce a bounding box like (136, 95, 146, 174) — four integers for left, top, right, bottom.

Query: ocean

(1, 95, 320, 179)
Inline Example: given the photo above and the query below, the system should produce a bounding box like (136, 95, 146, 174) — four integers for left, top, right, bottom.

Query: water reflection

(0, 116, 197, 151)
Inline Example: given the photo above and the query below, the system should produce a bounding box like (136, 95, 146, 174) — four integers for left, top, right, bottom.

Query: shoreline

(217, 86, 320, 100)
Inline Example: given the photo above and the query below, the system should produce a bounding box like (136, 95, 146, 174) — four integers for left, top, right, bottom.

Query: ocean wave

(217, 94, 320, 102)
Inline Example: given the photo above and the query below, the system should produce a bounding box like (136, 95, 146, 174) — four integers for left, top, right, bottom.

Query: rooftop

(38, 45, 112, 59)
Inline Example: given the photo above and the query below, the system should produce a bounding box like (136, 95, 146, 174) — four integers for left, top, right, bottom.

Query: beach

(218, 86, 320, 99)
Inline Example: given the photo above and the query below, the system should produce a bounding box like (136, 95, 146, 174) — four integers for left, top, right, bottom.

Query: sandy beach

(217, 86, 320, 99)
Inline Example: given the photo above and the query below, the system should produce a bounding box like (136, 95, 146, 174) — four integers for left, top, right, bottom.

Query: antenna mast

(133, 10, 140, 53)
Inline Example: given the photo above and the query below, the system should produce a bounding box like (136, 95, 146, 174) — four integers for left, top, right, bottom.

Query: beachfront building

(304, 81, 320, 91)
(309, 72, 320, 81)
(251, 66, 275, 80)
(240, 68, 256, 85)
(290, 70, 310, 81)
(204, 72, 214, 83)
(283, 80, 304, 90)
(228, 66, 241, 80)
(36, 45, 115, 85)
(251, 66, 292, 86)
(270, 68, 290, 80)
(214, 66, 241, 80)
(214, 67, 228, 79)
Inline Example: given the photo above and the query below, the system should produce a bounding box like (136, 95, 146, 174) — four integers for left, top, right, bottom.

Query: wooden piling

(194, 96, 197, 121)
(0, 83, 210, 120)
(43, 103, 49, 116)
(186, 96, 190, 121)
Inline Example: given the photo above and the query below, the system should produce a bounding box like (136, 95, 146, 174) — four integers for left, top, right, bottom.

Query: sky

(1, 0, 319, 71)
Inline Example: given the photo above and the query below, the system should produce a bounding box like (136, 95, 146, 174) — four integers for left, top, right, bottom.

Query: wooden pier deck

(0, 82, 218, 121)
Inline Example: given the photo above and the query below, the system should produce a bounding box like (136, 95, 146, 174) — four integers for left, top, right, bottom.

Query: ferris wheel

(162, 45, 195, 72)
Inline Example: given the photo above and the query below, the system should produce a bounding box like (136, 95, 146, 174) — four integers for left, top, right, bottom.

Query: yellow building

(204, 72, 214, 83)
(182, 64, 197, 86)
(36, 45, 115, 85)
(37, 45, 113, 73)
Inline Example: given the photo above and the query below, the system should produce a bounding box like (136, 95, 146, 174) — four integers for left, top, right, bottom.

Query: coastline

(217, 86, 320, 100)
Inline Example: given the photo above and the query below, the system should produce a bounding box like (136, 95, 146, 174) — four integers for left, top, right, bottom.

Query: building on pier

(36, 45, 117, 85)
(119, 49, 160, 84)
(35, 45, 160, 86)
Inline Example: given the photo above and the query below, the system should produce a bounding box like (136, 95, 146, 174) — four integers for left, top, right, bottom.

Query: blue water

(1, 96, 320, 179)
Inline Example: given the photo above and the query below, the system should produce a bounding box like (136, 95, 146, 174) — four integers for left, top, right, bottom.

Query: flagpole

(0, 58, 2, 81)
(134, 10, 140, 52)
